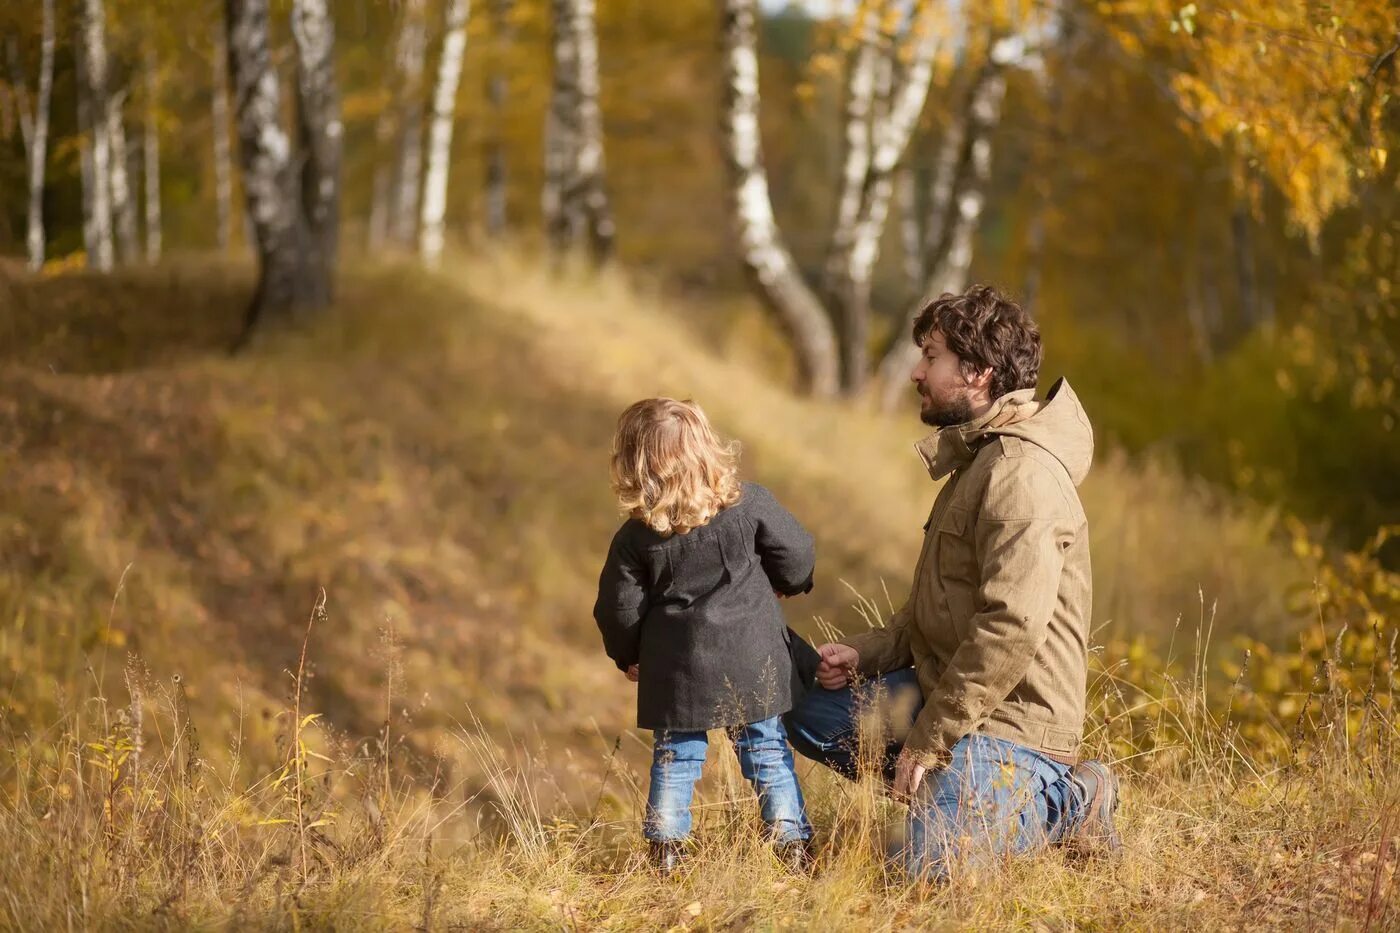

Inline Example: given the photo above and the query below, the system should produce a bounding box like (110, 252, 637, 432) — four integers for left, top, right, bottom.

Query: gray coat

(593, 483, 816, 731)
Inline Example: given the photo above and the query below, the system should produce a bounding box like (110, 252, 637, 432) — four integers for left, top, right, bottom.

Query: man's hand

(891, 748, 927, 801)
(815, 643, 859, 690)
(625, 664, 639, 682)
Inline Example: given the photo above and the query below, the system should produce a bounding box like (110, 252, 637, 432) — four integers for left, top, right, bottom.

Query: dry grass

(1, 250, 1391, 929)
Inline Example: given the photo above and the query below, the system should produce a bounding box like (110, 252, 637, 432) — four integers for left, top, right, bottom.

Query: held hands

(814, 643, 859, 690)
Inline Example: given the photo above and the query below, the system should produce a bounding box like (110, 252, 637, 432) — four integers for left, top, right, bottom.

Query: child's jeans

(644, 716, 812, 844)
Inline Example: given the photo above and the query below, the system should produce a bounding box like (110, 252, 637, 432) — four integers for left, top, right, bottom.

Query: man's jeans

(645, 716, 813, 844)
(783, 668, 1084, 880)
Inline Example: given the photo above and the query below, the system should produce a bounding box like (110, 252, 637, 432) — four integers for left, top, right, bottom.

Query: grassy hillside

(1, 254, 1393, 928)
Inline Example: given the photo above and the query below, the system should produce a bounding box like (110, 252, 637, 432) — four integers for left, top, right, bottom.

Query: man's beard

(919, 387, 974, 427)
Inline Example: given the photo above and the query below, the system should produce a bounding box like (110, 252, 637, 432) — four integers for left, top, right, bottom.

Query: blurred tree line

(0, 0, 1395, 552)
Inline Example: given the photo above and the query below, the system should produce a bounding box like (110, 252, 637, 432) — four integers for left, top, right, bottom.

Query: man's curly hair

(912, 284, 1042, 400)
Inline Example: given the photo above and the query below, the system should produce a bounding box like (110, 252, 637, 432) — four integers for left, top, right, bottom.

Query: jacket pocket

(934, 506, 979, 639)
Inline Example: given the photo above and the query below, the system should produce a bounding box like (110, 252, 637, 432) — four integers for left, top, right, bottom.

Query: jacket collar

(913, 388, 1040, 481)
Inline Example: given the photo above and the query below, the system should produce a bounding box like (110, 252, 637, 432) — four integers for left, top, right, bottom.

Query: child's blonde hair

(610, 398, 742, 536)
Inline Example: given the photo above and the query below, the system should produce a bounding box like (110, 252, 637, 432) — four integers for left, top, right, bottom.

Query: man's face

(910, 329, 974, 427)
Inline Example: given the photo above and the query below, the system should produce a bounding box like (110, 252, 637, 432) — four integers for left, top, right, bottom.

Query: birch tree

(543, 0, 614, 264)
(875, 50, 1011, 408)
(4, 0, 55, 271)
(211, 17, 234, 250)
(142, 44, 161, 263)
(80, 0, 115, 271)
(291, 0, 341, 303)
(822, 4, 942, 392)
(419, 0, 471, 268)
(225, 0, 338, 334)
(721, 0, 841, 395)
(390, 0, 427, 248)
(107, 87, 140, 263)
(142, 49, 161, 263)
(722, 0, 942, 396)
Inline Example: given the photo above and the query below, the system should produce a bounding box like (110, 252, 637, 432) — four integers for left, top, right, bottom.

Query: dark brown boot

(1064, 759, 1123, 858)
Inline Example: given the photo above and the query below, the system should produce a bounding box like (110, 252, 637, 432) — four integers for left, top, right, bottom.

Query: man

(784, 284, 1120, 880)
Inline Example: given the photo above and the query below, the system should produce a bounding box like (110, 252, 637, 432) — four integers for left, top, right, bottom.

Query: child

(593, 398, 817, 871)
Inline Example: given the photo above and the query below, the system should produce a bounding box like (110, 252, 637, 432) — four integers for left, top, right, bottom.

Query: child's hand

(625, 664, 640, 682)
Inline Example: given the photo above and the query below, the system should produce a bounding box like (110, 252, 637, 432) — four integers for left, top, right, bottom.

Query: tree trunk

(826, 6, 942, 394)
(545, 0, 614, 264)
(80, 0, 115, 271)
(566, 0, 613, 261)
(419, 0, 471, 269)
(226, 0, 320, 334)
(142, 46, 161, 263)
(541, 6, 576, 257)
(108, 88, 141, 264)
(721, 0, 839, 397)
(211, 18, 234, 251)
(6, 0, 54, 271)
(75, 29, 97, 260)
(291, 0, 341, 303)
(896, 164, 923, 294)
(484, 0, 512, 237)
(820, 3, 879, 301)
(390, 0, 427, 248)
(368, 105, 394, 250)
(876, 60, 1006, 410)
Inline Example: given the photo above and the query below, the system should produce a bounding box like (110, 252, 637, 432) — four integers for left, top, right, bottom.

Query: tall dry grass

(1, 252, 1392, 927)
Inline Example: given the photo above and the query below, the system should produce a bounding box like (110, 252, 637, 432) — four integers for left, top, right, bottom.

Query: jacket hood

(915, 377, 1094, 486)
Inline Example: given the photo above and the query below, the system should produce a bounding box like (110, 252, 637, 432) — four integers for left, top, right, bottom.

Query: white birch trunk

(542, 3, 577, 257)
(828, 6, 942, 393)
(722, 0, 839, 397)
(545, 0, 613, 263)
(820, 2, 879, 297)
(291, 0, 341, 302)
(142, 47, 161, 263)
(226, 0, 319, 332)
(565, 0, 613, 260)
(81, 0, 115, 271)
(419, 0, 471, 268)
(7, 0, 54, 271)
(877, 64, 1006, 409)
(108, 88, 141, 264)
(390, 0, 427, 248)
(211, 18, 234, 250)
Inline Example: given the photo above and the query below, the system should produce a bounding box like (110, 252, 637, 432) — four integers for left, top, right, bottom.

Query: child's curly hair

(609, 398, 741, 536)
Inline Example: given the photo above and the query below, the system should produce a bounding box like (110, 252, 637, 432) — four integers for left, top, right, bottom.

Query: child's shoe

(774, 838, 815, 873)
(647, 839, 689, 875)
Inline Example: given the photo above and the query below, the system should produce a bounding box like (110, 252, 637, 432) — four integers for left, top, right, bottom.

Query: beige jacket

(844, 378, 1093, 766)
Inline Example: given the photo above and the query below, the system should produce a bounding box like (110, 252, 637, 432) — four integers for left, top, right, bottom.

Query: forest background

(0, 0, 1398, 928)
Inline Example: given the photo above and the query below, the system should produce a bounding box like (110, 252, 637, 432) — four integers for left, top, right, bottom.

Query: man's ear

(967, 366, 995, 392)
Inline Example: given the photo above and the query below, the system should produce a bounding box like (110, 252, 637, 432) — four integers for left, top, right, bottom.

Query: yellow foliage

(1104, 0, 1398, 232)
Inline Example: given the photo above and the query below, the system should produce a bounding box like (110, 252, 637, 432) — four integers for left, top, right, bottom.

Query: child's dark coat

(593, 483, 815, 731)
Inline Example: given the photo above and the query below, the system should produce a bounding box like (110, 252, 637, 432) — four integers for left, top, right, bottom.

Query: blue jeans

(645, 716, 812, 844)
(783, 668, 1083, 880)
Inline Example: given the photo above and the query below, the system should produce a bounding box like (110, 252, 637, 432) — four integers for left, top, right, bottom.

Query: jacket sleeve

(903, 459, 1071, 766)
(592, 526, 649, 671)
(749, 485, 817, 596)
(841, 599, 914, 676)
